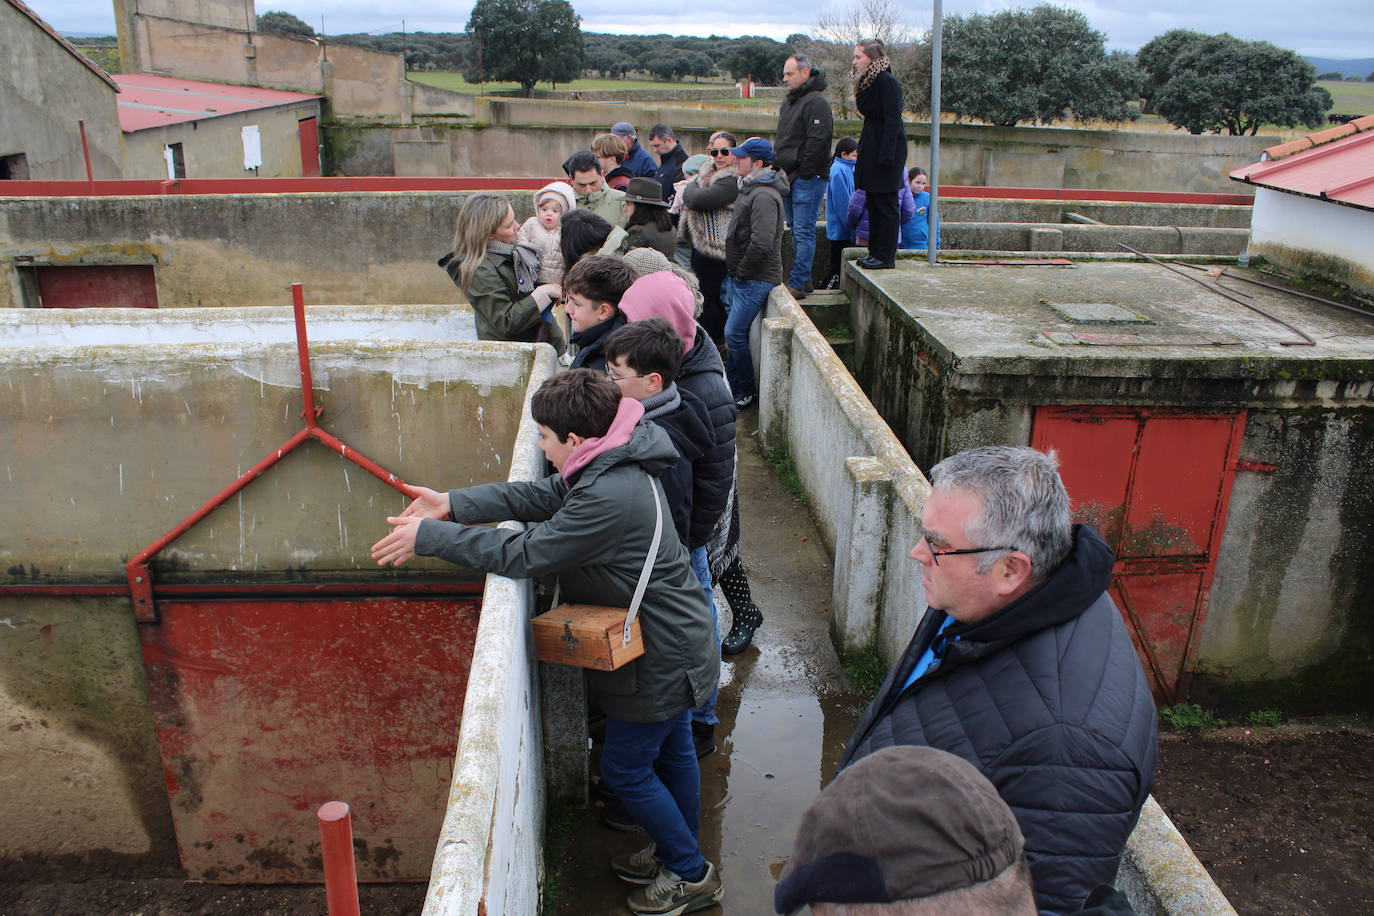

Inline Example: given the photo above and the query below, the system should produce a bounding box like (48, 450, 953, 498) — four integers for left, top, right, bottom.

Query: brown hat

(623, 176, 669, 207)
(774, 746, 1024, 914)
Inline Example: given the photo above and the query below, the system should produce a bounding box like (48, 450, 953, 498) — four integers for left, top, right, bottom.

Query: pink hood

(560, 396, 645, 483)
(618, 272, 697, 353)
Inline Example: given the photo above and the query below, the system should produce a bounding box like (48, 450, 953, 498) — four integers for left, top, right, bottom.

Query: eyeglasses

(922, 535, 1018, 566)
(604, 367, 644, 383)
(708, 149, 732, 157)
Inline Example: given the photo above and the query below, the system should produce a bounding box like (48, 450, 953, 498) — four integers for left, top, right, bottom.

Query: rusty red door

(1031, 407, 1246, 703)
(36, 265, 158, 308)
(298, 117, 321, 177)
(140, 596, 481, 883)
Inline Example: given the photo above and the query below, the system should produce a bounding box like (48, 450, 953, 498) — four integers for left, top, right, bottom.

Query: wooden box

(531, 603, 645, 671)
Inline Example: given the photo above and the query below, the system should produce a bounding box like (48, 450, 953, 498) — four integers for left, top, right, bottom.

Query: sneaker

(613, 842, 661, 885)
(692, 721, 716, 759)
(785, 285, 807, 301)
(627, 860, 723, 915)
(734, 394, 756, 410)
(601, 796, 642, 833)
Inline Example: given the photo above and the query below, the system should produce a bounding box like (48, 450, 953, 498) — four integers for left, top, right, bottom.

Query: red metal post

(317, 801, 361, 916)
(78, 120, 94, 185)
(292, 283, 320, 425)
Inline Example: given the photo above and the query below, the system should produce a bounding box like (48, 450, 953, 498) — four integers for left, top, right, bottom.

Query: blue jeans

(784, 176, 825, 291)
(724, 277, 773, 400)
(689, 546, 719, 726)
(601, 710, 705, 880)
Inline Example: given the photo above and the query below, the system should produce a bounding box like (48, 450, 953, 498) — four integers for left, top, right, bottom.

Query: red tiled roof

(1230, 114, 1374, 210)
(7, 0, 118, 91)
(114, 74, 321, 132)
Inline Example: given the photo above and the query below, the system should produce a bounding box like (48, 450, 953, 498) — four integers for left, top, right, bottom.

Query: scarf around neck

(640, 383, 681, 422)
(487, 240, 541, 295)
(851, 56, 892, 95)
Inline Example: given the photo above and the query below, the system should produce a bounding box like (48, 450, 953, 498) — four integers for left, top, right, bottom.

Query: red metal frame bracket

(123, 283, 412, 623)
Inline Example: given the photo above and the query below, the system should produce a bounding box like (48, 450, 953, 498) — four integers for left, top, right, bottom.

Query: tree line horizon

(213, 5, 1355, 135)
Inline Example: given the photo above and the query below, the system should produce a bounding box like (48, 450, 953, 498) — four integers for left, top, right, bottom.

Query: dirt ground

(1153, 725, 1374, 915)
(0, 878, 425, 915)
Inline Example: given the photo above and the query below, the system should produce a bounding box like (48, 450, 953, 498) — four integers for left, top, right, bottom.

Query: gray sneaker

(612, 842, 660, 885)
(626, 860, 722, 915)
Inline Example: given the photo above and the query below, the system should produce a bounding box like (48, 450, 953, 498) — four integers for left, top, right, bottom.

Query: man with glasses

(837, 445, 1157, 916)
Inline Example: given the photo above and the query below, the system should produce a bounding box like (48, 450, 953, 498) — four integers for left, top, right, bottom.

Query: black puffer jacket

(839, 525, 1158, 915)
(774, 70, 834, 181)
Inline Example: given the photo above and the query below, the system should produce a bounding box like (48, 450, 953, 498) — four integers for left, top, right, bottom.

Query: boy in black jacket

(603, 319, 726, 551)
(563, 255, 637, 373)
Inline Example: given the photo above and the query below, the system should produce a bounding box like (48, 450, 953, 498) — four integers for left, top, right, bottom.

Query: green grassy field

(1318, 80, 1374, 116)
(406, 72, 735, 94)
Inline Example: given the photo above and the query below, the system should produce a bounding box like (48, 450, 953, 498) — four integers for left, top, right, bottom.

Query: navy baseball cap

(611, 122, 636, 137)
(730, 137, 774, 160)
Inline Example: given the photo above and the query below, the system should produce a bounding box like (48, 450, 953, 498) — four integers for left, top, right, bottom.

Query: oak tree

(465, 0, 584, 96)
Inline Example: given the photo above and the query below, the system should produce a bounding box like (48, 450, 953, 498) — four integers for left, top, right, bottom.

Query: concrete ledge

(424, 345, 559, 915)
(1116, 797, 1236, 915)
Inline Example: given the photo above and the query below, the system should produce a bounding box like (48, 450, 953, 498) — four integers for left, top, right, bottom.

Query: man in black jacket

(774, 54, 833, 301)
(840, 445, 1157, 916)
(648, 124, 690, 201)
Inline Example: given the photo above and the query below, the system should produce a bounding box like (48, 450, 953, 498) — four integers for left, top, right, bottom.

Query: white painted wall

(755, 290, 932, 664)
(1249, 188, 1374, 294)
(423, 349, 558, 916)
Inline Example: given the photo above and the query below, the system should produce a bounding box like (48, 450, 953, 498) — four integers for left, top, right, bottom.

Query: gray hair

(648, 123, 675, 140)
(928, 446, 1072, 579)
(790, 54, 813, 74)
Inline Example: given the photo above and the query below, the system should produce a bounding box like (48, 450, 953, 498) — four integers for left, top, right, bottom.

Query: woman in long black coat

(851, 38, 907, 269)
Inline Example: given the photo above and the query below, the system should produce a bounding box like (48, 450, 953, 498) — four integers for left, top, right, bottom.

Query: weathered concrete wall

(122, 100, 322, 180)
(755, 289, 931, 664)
(0, 192, 528, 309)
(1, 1, 124, 180)
(1, 312, 541, 877)
(753, 289, 1234, 915)
(942, 223, 1248, 255)
(115, 10, 425, 120)
(843, 258, 1374, 692)
(382, 99, 1270, 193)
(424, 351, 557, 916)
(1247, 188, 1374, 297)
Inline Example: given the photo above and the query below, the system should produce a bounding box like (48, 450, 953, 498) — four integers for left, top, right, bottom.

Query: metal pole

(78, 119, 94, 185)
(317, 801, 361, 916)
(291, 282, 319, 426)
(928, 0, 942, 264)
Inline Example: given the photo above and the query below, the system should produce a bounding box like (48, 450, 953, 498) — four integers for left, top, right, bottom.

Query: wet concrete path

(551, 413, 869, 914)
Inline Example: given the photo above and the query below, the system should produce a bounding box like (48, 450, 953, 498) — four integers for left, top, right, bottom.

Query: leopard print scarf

(851, 56, 892, 95)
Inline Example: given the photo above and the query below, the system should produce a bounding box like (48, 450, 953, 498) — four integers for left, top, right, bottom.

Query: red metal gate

(298, 117, 321, 178)
(1031, 407, 1246, 703)
(141, 595, 481, 882)
(36, 264, 158, 308)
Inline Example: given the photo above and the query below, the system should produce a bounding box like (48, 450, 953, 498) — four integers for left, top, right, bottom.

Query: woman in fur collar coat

(679, 131, 740, 341)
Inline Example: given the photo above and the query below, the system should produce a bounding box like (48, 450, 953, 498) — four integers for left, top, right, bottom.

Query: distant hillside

(1306, 57, 1374, 79)
(62, 32, 116, 40)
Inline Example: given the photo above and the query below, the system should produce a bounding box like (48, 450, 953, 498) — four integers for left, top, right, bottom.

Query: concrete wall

(122, 100, 322, 179)
(369, 98, 1270, 193)
(752, 291, 1234, 915)
(423, 351, 558, 916)
(755, 288, 931, 664)
(0, 309, 540, 878)
(116, 9, 425, 120)
(0, 192, 520, 310)
(1, 1, 124, 180)
(1247, 188, 1374, 297)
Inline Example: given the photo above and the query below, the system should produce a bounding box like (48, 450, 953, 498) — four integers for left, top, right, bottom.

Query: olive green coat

(414, 423, 718, 722)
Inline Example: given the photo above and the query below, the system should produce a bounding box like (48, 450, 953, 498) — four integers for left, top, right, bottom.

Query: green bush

(1247, 708, 1282, 728)
(1159, 702, 1221, 731)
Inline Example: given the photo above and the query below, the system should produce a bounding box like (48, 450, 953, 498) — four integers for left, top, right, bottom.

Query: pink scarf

(560, 397, 645, 483)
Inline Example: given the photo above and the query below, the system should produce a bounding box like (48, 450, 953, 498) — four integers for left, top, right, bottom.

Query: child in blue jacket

(822, 138, 857, 289)
(900, 166, 941, 251)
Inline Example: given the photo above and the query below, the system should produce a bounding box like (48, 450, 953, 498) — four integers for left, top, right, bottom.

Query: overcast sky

(29, 0, 1374, 60)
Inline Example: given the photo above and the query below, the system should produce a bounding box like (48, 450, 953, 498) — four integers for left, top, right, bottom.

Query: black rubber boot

(692, 721, 717, 759)
(719, 558, 763, 655)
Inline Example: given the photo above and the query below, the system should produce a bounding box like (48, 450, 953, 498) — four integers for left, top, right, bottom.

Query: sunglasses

(708, 149, 732, 157)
